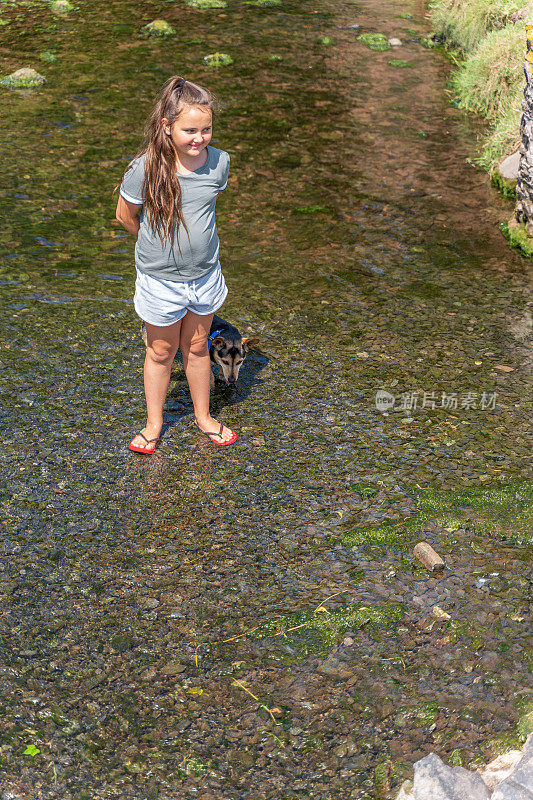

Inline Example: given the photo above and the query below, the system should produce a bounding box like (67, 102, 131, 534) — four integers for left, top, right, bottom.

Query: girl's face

(163, 105, 213, 160)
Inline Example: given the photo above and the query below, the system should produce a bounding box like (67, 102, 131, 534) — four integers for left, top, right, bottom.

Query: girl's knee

(181, 333, 208, 358)
(147, 341, 177, 365)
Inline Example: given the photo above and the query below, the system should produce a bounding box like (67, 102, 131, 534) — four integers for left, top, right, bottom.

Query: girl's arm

(115, 195, 142, 237)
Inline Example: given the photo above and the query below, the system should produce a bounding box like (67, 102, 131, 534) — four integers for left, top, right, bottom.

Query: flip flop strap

(138, 432, 159, 444)
(197, 421, 224, 438)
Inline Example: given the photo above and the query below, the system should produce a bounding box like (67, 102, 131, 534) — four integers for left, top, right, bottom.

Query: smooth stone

(388, 37, 402, 46)
(161, 662, 187, 676)
(492, 735, 533, 800)
(477, 749, 522, 791)
(413, 753, 490, 800)
(499, 150, 520, 181)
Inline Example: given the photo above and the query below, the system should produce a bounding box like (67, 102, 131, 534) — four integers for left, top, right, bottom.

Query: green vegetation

(186, 0, 227, 7)
(491, 162, 517, 197)
(429, 0, 523, 53)
(0, 68, 46, 88)
(254, 602, 404, 657)
(388, 58, 413, 67)
(343, 481, 532, 549)
(500, 219, 533, 258)
(140, 19, 176, 36)
(244, 0, 282, 5)
(357, 32, 392, 51)
(203, 52, 234, 66)
(428, 0, 525, 172)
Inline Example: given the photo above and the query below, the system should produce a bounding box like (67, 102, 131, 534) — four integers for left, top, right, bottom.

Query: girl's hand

(116, 195, 142, 237)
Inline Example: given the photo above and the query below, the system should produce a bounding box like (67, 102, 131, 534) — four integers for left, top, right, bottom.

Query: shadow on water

(161, 347, 269, 434)
(0, 0, 531, 796)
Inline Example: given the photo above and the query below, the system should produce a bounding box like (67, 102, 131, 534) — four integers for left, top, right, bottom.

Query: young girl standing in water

(116, 76, 236, 454)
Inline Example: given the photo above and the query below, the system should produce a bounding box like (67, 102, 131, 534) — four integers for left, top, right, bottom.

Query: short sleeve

(120, 156, 145, 205)
(218, 152, 230, 192)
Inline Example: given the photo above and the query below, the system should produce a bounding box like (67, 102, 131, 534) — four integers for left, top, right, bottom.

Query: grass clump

(428, 0, 523, 53)
(451, 26, 523, 120)
(429, 0, 525, 172)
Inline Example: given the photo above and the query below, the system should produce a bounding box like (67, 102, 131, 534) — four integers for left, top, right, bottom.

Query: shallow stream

(0, 0, 531, 797)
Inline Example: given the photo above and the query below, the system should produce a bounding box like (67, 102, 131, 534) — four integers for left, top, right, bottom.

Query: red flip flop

(196, 420, 237, 446)
(129, 431, 160, 455)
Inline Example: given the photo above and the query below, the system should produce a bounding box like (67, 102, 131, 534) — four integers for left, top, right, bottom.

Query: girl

(115, 75, 236, 454)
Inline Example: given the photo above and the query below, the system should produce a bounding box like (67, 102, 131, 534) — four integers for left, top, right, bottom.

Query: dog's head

(210, 336, 260, 385)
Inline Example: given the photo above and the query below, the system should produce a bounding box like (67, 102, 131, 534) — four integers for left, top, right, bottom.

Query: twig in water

(232, 679, 279, 725)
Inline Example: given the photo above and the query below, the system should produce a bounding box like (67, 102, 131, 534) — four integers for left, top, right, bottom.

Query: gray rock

(492, 734, 533, 800)
(413, 753, 490, 800)
(388, 37, 402, 47)
(498, 150, 520, 181)
(477, 748, 522, 791)
(396, 779, 414, 799)
(0, 68, 46, 89)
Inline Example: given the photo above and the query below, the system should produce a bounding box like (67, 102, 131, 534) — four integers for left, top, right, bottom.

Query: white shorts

(133, 262, 228, 327)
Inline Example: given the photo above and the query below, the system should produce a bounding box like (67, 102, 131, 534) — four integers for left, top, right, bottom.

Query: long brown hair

(117, 76, 218, 250)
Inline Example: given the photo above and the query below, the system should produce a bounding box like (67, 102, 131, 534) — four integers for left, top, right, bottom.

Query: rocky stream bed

(0, 0, 531, 797)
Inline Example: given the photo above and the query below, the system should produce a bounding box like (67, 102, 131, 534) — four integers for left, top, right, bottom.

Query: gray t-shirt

(119, 145, 230, 281)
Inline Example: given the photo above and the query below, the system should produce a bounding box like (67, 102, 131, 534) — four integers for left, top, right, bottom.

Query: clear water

(0, 0, 531, 797)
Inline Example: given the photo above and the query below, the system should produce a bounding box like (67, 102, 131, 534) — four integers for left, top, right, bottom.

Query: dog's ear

(211, 336, 226, 348)
(242, 337, 260, 350)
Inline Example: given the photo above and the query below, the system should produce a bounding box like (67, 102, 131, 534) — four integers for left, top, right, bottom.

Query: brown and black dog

(141, 314, 259, 388)
(207, 314, 259, 388)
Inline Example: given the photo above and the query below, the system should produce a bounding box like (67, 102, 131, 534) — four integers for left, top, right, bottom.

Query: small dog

(141, 315, 259, 388)
(207, 314, 259, 388)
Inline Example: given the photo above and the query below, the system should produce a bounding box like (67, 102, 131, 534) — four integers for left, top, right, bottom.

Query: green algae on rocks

(203, 52, 233, 66)
(243, 0, 282, 6)
(50, 0, 74, 12)
(342, 482, 532, 550)
(39, 51, 58, 62)
(186, 0, 227, 8)
(500, 219, 533, 260)
(140, 19, 176, 36)
(388, 58, 412, 68)
(415, 482, 533, 544)
(0, 68, 46, 88)
(357, 32, 392, 51)
(316, 35, 334, 46)
(254, 602, 404, 656)
(491, 167, 517, 199)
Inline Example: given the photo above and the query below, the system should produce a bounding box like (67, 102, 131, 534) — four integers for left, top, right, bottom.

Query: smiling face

(162, 105, 213, 162)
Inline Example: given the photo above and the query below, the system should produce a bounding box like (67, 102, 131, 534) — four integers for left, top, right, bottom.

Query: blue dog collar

(208, 329, 223, 353)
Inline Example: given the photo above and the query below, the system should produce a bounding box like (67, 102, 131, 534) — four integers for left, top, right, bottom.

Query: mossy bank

(427, 0, 527, 180)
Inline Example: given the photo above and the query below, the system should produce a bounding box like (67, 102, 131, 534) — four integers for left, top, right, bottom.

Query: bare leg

(130, 319, 182, 449)
(180, 310, 235, 443)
